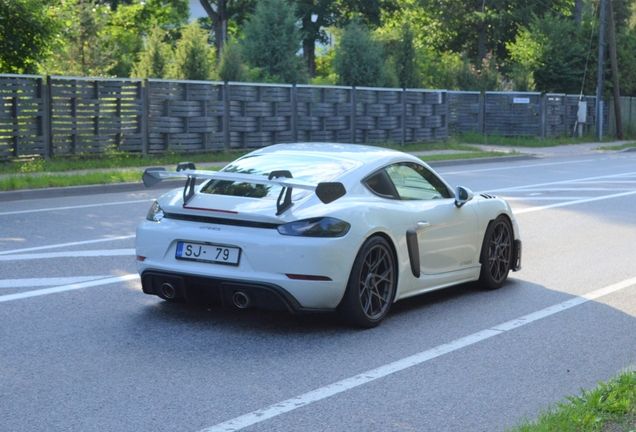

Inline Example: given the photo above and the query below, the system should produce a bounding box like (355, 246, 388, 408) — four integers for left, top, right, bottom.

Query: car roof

(248, 142, 413, 165)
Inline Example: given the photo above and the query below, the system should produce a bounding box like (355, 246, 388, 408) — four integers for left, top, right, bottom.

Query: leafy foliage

(393, 22, 419, 89)
(104, 0, 189, 77)
(242, 0, 306, 84)
(217, 37, 249, 82)
(0, 0, 59, 74)
(42, 0, 115, 77)
(131, 25, 171, 79)
(508, 15, 585, 94)
(168, 21, 216, 80)
(334, 19, 384, 87)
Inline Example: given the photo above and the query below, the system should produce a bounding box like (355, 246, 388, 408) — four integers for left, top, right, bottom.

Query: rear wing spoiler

(142, 162, 346, 215)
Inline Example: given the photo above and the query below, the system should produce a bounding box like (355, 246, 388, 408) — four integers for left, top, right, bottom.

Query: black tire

(339, 237, 397, 328)
(478, 216, 513, 290)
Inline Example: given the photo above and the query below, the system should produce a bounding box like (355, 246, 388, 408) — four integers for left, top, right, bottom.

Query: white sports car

(136, 143, 521, 328)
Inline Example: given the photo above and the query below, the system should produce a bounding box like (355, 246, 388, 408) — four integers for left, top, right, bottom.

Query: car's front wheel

(339, 236, 397, 328)
(478, 215, 513, 290)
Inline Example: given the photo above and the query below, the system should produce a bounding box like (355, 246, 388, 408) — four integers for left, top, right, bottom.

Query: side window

(363, 170, 399, 199)
(385, 163, 451, 200)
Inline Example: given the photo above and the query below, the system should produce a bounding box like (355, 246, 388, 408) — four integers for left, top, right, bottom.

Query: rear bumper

(141, 270, 333, 313)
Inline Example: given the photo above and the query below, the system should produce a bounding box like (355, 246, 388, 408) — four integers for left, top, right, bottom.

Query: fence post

(45, 76, 53, 159)
(401, 89, 406, 146)
(351, 86, 357, 143)
(539, 94, 546, 140)
(141, 79, 148, 156)
(223, 82, 230, 149)
(478, 93, 485, 134)
(40, 76, 51, 160)
(291, 84, 298, 142)
(444, 90, 449, 142)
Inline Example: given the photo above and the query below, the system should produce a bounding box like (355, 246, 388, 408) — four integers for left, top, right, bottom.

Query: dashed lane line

(199, 276, 636, 432)
(0, 236, 135, 256)
(0, 274, 138, 303)
(0, 249, 135, 261)
(0, 199, 153, 216)
(0, 276, 112, 288)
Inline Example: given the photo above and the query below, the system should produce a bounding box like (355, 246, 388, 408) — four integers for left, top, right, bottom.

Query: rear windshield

(199, 153, 359, 199)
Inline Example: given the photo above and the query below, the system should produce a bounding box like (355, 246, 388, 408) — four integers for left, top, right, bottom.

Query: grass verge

(0, 143, 516, 191)
(451, 132, 617, 148)
(508, 370, 636, 432)
(597, 142, 636, 151)
(0, 170, 143, 191)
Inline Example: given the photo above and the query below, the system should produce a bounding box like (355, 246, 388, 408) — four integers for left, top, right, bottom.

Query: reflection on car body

(136, 143, 521, 328)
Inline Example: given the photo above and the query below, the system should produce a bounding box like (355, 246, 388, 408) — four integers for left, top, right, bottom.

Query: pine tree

(334, 19, 383, 87)
(217, 38, 248, 82)
(242, 0, 306, 84)
(131, 26, 170, 79)
(169, 22, 215, 81)
(394, 23, 420, 89)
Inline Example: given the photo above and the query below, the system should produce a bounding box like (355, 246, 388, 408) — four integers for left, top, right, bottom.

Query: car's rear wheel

(340, 237, 396, 328)
(478, 215, 513, 290)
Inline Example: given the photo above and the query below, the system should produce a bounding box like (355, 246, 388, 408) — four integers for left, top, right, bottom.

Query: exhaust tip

(160, 282, 177, 299)
(232, 291, 250, 309)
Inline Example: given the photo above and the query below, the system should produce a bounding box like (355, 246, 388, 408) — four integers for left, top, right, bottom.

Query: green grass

(597, 142, 636, 151)
(0, 170, 144, 191)
(451, 132, 613, 148)
(508, 370, 636, 432)
(0, 150, 248, 176)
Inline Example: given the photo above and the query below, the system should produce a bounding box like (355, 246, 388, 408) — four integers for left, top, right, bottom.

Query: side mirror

(455, 186, 474, 208)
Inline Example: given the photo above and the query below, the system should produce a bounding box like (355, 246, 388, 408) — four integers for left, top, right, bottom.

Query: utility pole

(607, 0, 623, 140)
(595, 0, 607, 141)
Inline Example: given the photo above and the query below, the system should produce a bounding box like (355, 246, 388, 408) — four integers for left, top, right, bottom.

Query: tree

(217, 38, 248, 82)
(168, 21, 215, 80)
(105, 0, 189, 77)
(292, 0, 393, 78)
(0, 0, 59, 74)
(43, 0, 115, 77)
(334, 19, 383, 87)
(242, 0, 306, 83)
(507, 15, 585, 94)
(198, 0, 254, 63)
(131, 25, 171, 78)
(393, 22, 419, 88)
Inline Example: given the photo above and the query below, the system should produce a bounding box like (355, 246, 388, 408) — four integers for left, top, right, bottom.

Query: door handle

(416, 221, 430, 229)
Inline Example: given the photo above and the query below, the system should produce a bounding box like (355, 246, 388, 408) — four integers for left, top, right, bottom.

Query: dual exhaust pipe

(159, 281, 251, 309)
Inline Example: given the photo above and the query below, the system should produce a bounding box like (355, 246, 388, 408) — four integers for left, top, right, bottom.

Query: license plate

(175, 241, 240, 266)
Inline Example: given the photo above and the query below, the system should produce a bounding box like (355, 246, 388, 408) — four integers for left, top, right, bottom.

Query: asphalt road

(1, 149, 635, 432)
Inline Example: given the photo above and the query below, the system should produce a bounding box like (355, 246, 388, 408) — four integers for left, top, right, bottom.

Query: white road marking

(0, 276, 111, 288)
(0, 235, 135, 256)
(514, 190, 636, 214)
(0, 199, 153, 216)
(0, 249, 135, 261)
(505, 197, 592, 201)
(200, 276, 636, 432)
(441, 159, 597, 175)
(481, 171, 636, 194)
(0, 274, 138, 303)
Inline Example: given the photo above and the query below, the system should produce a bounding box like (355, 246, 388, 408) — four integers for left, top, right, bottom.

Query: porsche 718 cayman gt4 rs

(136, 143, 521, 328)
